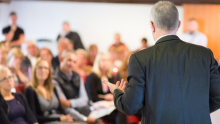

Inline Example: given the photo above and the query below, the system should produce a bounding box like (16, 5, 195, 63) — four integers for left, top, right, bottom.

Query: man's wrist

(83, 117, 87, 122)
(10, 29, 15, 32)
(67, 100, 71, 107)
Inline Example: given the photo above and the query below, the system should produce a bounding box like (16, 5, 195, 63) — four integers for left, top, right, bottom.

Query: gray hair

(0, 65, 11, 75)
(57, 37, 71, 46)
(61, 49, 75, 59)
(150, 1, 179, 31)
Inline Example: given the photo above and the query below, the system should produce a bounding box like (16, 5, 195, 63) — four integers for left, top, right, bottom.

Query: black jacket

(57, 31, 85, 50)
(53, 69, 81, 100)
(113, 35, 220, 124)
(20, 56, 32, 78)
(0, 92, 38, 124)
(24, 86, 66, 124)
(85, 72, 113, 102)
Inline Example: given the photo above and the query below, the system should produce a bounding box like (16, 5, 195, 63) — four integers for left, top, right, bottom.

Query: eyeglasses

(36, 66, 49, 70)
(0, 76, 14, 82)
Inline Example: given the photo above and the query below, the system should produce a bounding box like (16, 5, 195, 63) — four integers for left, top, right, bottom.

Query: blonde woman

(7, 47, 29, 93)
(0, 47, 7, 65)
(85, 53, 127, 124)
(24, 58, 74, 124)
(86, 44, 98, 67)
(75, 49, 92, 83)
(0, 65, 38, 124)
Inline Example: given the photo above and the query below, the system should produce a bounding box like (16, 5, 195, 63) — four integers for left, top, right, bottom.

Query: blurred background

(1, 0, 220, 124)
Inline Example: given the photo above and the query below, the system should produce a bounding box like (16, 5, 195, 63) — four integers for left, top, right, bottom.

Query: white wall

(0, 3, 10, 40)
(1, 1, 220, 123)
(0, 1, 183, 53)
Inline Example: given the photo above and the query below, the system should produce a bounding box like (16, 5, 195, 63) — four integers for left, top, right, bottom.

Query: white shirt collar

(27, 55, 37, 66)
(155, 34, 176, 43)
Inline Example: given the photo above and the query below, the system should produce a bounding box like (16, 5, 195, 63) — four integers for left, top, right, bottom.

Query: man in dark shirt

(57, 22, 84, 50)
(2, 12, 25, 48)
(52, 37, 73, 71)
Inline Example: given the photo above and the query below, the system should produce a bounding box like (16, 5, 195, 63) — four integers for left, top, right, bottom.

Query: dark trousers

(101, 110, 127, 124)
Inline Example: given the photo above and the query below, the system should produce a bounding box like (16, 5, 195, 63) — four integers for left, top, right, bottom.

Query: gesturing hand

(102, 79, 127, 93)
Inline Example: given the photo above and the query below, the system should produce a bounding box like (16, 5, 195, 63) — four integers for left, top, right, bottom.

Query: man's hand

(10, 25, 17, 32)
(86, 117, 96, 124)
(102, 79, 127, 93)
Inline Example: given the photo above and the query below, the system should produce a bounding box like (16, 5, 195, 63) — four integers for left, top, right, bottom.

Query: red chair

(127, 115, 141, 124)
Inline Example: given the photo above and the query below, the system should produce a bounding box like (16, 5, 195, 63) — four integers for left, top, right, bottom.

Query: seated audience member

(7, 47, 29, 93)
(20, 40, 38, 78)
(0, 41, 10, 53)
(75, 49, 92, 83)
(0, 65, 38, 124)
(57, 22, 84, 50)
(25, 58, 74, 124)
(39, 48, 54, 72)
(87, 44, 98, 67)
(2, 12, 25, 48)
(53, 50, 102, 124)
(180, 18, 207, 47)
(117, 52, 142, 123)
(0, 47, 7, 65)
(86, 53, 127, 124)
(52, 37, 72, 71)
(137, 38, 148, 52)
(109, 33, 129, 67)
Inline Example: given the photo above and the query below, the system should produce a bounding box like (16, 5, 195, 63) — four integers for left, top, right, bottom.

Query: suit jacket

(113, 35, 220, 124)
(20, 56, 32, 78)
(52, 56, 60, 71)
(57, 31, 85, 50)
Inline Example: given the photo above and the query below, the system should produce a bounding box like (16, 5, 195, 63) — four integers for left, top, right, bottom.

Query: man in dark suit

(104, 1, 220, 124)
(57, 22, 84, 50)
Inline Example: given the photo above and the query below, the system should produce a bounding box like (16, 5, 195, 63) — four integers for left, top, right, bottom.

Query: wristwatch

(83, 117, 87, 122)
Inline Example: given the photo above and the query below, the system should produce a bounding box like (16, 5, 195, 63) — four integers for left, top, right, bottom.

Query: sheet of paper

(89, 106, 116, 119)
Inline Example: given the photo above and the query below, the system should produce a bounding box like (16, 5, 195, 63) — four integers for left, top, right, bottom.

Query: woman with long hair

(0, 47, 7, 66)
(25, 58, 74, 124)
(74, 49, 92, 83)
(7, 47, 29, 93)
(86, 53, 127, 124)
(39, 48, 54, 73)
(0, 65, 38, 124)
(86, 44, 98, 67)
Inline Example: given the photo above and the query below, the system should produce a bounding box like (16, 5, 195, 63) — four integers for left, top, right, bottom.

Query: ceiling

(1, 0, 220, 5)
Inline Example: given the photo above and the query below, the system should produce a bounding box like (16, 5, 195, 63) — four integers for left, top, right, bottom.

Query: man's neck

(189, 30, 197, 34)
(115, 42, 121, 46)
(154, 31, 176, 41)
(65, 30, 70, 34)
(28, 54, 36, 58)
(11, 23, 16, 26)
(60, 67, 71, 76)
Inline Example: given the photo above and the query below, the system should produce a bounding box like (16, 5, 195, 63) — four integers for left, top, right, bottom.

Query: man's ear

(176, 21, 181, 32)
(150, 21, 155, 33)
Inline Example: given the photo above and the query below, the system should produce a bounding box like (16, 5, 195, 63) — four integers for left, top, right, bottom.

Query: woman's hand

(104, 94, 113, 101)
(60, 114, 73, 122)
(66, 114, 73, 122)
